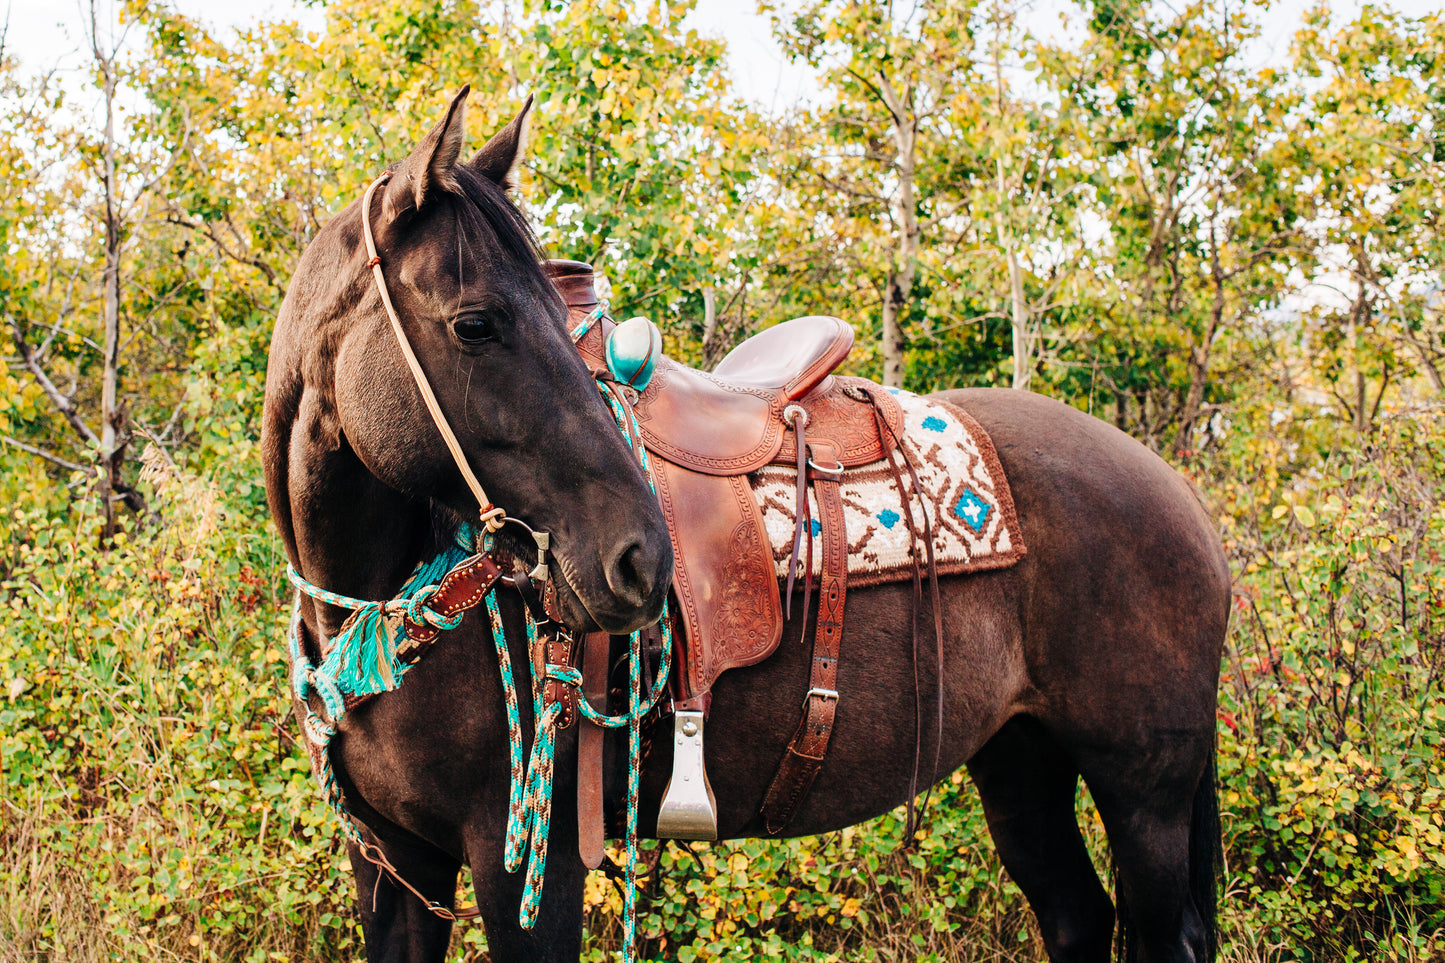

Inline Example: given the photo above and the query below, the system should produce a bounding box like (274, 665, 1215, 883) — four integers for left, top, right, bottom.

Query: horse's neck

(287, 433, 431, 641)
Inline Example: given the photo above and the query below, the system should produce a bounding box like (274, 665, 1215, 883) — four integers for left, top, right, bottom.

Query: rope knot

(479, 505, 507, 533)
(398, 585, 464, 631)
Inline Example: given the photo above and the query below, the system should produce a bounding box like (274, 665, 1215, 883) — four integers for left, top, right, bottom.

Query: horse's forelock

(448, 165, 564, 318)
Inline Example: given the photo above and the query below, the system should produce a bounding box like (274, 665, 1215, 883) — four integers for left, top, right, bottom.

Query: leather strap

(577, 631, 610, 870)
(541, 635, 579, 730)
(360, 173, 504, 533)
(875, 399, 946, 838)
(396, 553, 505, 661)
(784, 406, 809, 619)
(760, 439, 848, 835)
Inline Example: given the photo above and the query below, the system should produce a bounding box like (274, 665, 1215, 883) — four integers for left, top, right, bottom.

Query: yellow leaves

(1272, 494, 1315, 528)
(841, 896, 862, 917)
(1392, 835, 1419, 870)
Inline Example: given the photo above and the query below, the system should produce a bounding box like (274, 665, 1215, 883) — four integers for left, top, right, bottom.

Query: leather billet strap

(760, 439, 849, 835)
(360, 173, 506, 535)
(577, 630, 611, 869)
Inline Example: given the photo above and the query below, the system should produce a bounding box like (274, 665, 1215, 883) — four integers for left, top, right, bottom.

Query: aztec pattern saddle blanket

(751, 389, 1025, 587)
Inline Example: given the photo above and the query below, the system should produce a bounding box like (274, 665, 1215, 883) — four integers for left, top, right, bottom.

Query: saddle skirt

(751, 389, 1024, 587)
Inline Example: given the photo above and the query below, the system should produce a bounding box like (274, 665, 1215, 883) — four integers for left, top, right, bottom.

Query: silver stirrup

(654, 710, 718, 840)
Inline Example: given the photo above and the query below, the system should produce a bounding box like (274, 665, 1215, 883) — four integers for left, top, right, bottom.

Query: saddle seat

(547, 260, 902, 697)
(711, 315, 854, 398)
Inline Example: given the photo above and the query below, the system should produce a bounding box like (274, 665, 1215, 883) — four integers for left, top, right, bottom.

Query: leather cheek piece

(400, 553, 505, 655)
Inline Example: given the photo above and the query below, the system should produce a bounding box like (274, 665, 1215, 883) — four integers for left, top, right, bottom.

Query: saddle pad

(750, 390, 1025, 588)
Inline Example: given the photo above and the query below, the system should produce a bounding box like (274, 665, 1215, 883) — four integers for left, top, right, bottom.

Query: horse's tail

(1113, 742, 1222, 963)
(1190, 742, 1222, 961)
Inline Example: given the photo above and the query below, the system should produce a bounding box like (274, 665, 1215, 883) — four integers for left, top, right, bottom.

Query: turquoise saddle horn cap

(606, 316, 662, 392)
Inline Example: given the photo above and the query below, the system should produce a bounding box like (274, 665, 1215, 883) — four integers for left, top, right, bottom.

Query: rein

(286, 174, 675, 959)
(360, 172, 506, 535)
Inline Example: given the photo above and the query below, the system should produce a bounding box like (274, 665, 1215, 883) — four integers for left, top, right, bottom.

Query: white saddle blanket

(750, 389, 1025, 588)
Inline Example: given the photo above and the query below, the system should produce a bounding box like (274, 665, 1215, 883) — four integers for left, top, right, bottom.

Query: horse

(262, 86, 1230, 963)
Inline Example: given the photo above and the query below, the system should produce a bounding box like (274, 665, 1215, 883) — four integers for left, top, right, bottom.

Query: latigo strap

(760, 438, 849, 834)
(576, 630, 611, 869)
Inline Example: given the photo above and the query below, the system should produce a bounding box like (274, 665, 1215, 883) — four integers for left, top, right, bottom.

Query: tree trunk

(1174, 218, 1224, 457)
(94, 9, 124, 541)
(989, 8, 1033, 392)
(877, 74, 918, 389)
(1007, 247, 1030, 390)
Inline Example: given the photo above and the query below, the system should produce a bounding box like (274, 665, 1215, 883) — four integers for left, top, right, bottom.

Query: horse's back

(936, 387, 1229, 742)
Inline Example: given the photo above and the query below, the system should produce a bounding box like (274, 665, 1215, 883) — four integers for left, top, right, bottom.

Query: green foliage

(1203, 403, 1445, 959)
(0, 477, 356, 960)
(2, 0, 1444, 959)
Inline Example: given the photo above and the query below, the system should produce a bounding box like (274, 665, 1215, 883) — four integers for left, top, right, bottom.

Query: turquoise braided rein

(286, 376, 672, 962)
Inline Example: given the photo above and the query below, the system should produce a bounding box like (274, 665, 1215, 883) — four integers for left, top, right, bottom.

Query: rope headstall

(282, 173, 675, 960)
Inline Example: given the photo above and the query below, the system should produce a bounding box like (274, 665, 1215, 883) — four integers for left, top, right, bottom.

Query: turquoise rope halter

(286, 377, 673, 961)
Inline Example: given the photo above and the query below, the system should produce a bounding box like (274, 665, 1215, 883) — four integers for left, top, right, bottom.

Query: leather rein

(360, 171, 510, 536)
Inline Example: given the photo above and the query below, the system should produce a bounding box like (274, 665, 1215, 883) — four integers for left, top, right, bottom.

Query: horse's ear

(470, 94, 533, 191)
(383, 85, 470, 221)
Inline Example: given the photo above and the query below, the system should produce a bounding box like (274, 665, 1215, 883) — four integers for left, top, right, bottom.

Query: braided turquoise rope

(287, 376, 672, 960)
(287, 531, 477, 843)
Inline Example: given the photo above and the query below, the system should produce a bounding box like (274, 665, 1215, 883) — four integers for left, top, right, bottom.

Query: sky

(5, 0, 1438, 113)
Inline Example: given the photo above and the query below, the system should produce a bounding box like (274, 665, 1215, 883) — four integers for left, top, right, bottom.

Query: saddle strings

(872, 395, 947, 839)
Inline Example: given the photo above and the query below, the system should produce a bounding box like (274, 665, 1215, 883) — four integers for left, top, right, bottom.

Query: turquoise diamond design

(953, 489, 991, 533)
(810, 518, 821, 537)
(877, 509, 900, 529)
(922, 415, 948, 432)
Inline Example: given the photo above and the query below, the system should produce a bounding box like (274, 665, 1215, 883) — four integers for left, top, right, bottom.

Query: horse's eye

(453, 315, 495, 346)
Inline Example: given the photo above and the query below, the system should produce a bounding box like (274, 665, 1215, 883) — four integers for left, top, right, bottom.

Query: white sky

(5, 0, 1438, 111)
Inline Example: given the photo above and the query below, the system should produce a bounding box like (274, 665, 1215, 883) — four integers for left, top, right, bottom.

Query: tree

(767, 0, 980, 387)
(1049, 0, 1311, 451)
(1288, 5, 1445, 430)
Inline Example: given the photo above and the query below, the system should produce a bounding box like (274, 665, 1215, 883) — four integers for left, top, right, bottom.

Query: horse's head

(263, 87, 671, 634)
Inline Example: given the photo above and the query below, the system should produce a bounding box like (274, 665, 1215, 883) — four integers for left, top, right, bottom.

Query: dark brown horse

(263, 88, 1230, 963)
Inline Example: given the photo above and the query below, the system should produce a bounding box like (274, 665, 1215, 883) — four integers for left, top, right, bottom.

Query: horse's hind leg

(1080, 735, 1216, 963)
(968, 716, 1115, 963)
(347, 828, 460, 963)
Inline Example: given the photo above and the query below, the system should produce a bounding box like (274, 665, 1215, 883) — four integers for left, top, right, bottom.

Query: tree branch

(8, 317, 101, 448)
(1, 435, 90, 474)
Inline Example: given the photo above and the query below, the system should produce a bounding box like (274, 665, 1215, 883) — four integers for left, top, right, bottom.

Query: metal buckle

(806, 458, 844, 477)
(805, 687, 839, 703)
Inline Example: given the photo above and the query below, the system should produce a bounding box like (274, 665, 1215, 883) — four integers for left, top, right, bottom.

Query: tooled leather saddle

(548, 259, 909, 843)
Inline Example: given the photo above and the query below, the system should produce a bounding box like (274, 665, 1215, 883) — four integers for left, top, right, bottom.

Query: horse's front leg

(347, 827, 461, 963)
(467, 831, 589, 963)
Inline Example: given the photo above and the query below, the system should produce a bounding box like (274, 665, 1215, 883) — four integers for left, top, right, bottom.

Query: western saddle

(547, 260, 908, 852)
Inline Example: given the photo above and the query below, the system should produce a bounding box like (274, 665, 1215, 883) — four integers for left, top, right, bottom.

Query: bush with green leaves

(1208, 404, 1445, 960)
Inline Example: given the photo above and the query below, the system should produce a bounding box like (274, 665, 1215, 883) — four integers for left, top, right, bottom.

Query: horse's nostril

(605, 541, 654, 608)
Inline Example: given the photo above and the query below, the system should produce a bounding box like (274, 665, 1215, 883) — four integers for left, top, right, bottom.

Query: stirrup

(654, 710, 718, 840)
